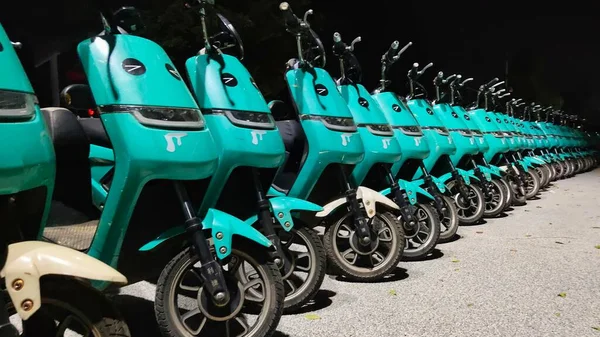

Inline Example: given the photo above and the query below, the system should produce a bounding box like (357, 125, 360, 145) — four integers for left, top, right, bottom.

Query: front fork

(382, 166, 417, 226)
(505, 153, 527, 195)
(470, 157, 492, 197)
(174, 181, 230, 306)
(340, 166, 373, 245)
(419, 163, 447, 216)
(446, 157, 470, 200)
(251, 168, 292, 274)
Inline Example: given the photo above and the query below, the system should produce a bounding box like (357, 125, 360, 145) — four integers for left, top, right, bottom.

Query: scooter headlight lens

(99, 105, 205, 130)
(300, 115, 357, 132)
(397, 125, 423, 136)
(365, 123, 394, 136)
(458, 129, 473, 136)
(224, 110, 275, 130)
(472, 130, 483, 136)
(0, 90, 36, 121)
(434, 127, 449, 136)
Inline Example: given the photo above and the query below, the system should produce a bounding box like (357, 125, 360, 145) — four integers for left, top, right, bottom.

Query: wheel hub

(197, 275, 244, 322)
(348, 229, 379, 255)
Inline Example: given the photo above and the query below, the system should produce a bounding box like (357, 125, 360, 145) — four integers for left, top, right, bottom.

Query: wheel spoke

(341, 248, 358, 265)
(295, 252, 311, 272)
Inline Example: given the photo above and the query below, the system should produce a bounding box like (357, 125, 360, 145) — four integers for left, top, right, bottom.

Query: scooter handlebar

(384, 40, 400, 63)
(485, 77, 499, 88)
(280, 2, 301, 29)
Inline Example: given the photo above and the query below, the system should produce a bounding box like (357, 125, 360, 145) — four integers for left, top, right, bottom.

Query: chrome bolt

(278, 212, 284, 218)
(219, 247, 227, 254)
(284, 221, 291, 227)
(21, 300, 33, 311)
(214, 292, 226, 302)
(215, 232, 224, 240)
(12, 279, 24, 291)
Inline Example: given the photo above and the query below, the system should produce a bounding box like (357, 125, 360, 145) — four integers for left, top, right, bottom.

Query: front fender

(0, 241, 127, 320)
(315, 186, 399, 218)
(139, 209, 272, 260)
(430, 175, 447, 193)
(457, 168, 479, 184)
(267, 186, 286, 197)
(517, 159, 530, 172)
(398, 179, 434, 203)
(245, 196, 323, 232)
(479, 165, 502, 178)
(526, 156, 546, 165)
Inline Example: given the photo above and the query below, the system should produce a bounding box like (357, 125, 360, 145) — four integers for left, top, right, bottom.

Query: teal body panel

(380, 178, 433, 205)
(184, 54, 286, 216)
(493, 112, 520, 150)
(467, 108, 510, 162)
(283, 68, 365, 200)
(89, 144, 114, 209)
(0, 24, 55, 233)
(372, 93, 430, 177)
(407, 99, 456, 179)
(138, 208, 271, 259)
(75, 34, 223, 268)
(338, 84, 401, 185)
(432, 103, 479, 165)
(452, 106, 491, 153)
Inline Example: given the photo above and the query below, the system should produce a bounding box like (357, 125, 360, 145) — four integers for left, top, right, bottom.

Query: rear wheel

(155, 244, 284, 337)
(483, 178, 507, 217)
(6, 277, 130, 337)
(323, 211, 404, 281)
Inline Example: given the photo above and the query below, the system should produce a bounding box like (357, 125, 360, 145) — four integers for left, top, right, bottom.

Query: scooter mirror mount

(333, 32, 363, 84)
(373, 40, 412, 94)
(280, 2, 325, 68)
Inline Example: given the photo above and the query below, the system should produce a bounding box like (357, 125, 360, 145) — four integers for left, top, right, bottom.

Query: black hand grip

(433, 71, 444, 85)
(280, 2, 301, 28)
(485, 77, 499, 88)
(385, 41, 399, 63)
(408, 62, 419, 78)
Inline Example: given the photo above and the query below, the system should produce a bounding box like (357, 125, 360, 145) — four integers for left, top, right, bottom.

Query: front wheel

(323, 211, 404, 281)
(402, 203, 441, 259)
(524, 170, 540, 199)
(506, 173, 527, 206)
(276, 226, 326, 313)
(6, 277, 130, 337)
(155, 244, 284, 337)
(483, 178, 507, 218)
(436, 196, 459, 243)
(535, 164, 550, 188)
(447, 180, 485, 225)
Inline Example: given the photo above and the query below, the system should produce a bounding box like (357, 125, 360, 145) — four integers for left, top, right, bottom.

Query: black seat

(79, 118, 112, 148)
(42, 108, 95, 216)
(60, 84, 113, 148)
(269, 100, 307, 193)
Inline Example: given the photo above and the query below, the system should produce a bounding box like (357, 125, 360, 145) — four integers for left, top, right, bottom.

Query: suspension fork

(339, 166, 372, 245)
(381, 165, 417, 226)
(470, 156, 491, 197)
(446, 157, 470, 200)
(174, 181, 230, 305)
(419, 163, 446, 216)
(251, 168, 290, 271)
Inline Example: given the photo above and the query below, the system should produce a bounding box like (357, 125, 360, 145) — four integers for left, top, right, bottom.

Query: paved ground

(117, 169, 600, 337)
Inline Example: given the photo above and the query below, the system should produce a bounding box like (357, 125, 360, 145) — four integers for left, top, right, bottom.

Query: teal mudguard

(438, 168, 479, 186)
(243, 196, 323, 232)
(379, 178, 434, 205)
(139, 208, 271, 259)
(478, 165, 501, 179)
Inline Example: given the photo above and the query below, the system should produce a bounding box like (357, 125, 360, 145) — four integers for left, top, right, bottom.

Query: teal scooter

(447, 75, 515, 212)
(333, 34, 445, 259)
(371, 41, 458, 252)
(269, 2, 405, 281)
(405, 63, 486, 225)
(431, 72, 508, 217)
(41, 8, 284, 336)
(0, 23, 131, 337)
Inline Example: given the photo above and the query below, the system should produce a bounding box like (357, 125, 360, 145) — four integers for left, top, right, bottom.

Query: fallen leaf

(558, 292, 567, 298)
(592, 326, 600, 331)
(475, 231, 483, 234)
(554, 312, 561, 317)
(536, 206, 542, 208)
(388, 289, 397, 296)
(595, 245, 600, 249)
(524, 210, 530, 212)
(592, 227, 600, 229)
(451, 257, 460, 263)
(467, 303, 474, 307)
(549, 222, 553, 225)
(304, 313, 321, 320)
(454, 268, 460, 271)
(525, 234, 532, 237)
(510, 249, 517, 252)
(555, 241, 564, 244)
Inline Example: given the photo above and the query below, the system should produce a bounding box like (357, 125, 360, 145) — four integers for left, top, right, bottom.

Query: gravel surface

(117, 169, 600, 337)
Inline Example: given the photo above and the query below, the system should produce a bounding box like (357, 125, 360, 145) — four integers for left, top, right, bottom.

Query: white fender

(315, 186, 400, 218)
(0, 241, 127, 320)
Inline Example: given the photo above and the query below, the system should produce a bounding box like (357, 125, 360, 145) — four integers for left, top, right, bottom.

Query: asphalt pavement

(117, 168, 600, 337)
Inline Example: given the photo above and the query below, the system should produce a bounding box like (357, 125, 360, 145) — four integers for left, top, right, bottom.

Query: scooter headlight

(458, 129, 473, 136)
(301, 115, 357, 132)
(364, 123, 394, 136)
(434, 127, 450, 136)
(99, 105, 205, 130)
(397, 125, 423, 136)
(0, 90, 37, 121)
(471, 130, 483, 137)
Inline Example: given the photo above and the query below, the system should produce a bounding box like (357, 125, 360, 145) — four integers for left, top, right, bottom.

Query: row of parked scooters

(1, 1, 599, 336)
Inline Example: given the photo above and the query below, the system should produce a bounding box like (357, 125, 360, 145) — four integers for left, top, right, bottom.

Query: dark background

(2, 0, 599, 129)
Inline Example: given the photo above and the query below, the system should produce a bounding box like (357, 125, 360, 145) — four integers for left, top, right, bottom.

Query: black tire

(535, 164, 550, 188)
(498, 176, 513, 210)
(402, 203, 440, 260)
(8, 277, 130, 337)
(524, 170, 540, 199)
(278, 226, 326, 313)
(155, 244, 284, 337)
(437, 195, 459, 243)
(323, 211, 404, 281)
(447, 180, 485, 225)
(547, 162, 556, 182)
(507, 174, 527, 206)
(483, 178, 507, 218)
